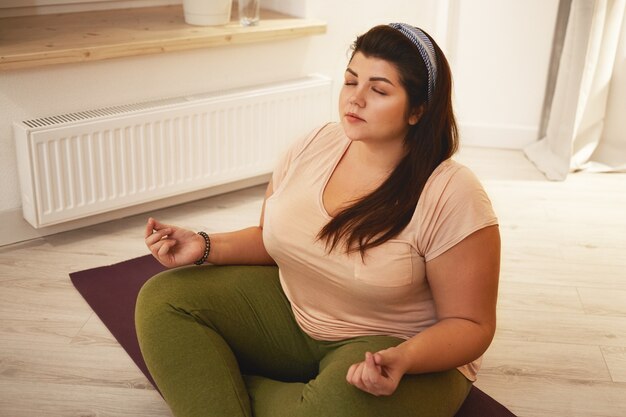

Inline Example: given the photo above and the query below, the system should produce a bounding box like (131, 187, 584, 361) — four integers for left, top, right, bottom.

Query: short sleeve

(416, 162, 498, 262)
(271, 123, 330, 190)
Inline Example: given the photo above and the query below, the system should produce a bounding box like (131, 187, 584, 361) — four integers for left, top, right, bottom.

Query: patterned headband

(388, 23, 438, 102)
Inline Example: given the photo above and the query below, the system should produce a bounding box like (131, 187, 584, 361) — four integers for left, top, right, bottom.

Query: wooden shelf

(0, 5, 326, 71)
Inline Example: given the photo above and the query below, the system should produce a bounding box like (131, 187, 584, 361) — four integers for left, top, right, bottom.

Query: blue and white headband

(388, 23, 438, 102)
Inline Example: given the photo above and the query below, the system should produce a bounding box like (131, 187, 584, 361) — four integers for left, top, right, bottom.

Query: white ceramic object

(183, 0, 232, 26)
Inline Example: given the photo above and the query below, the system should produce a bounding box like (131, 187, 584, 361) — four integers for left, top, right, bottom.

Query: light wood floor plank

(481, 339, 612, 382)
(496, 309, 626, 347)
(0, 277, 92, 324)
(496, 281, 585, 315)
(601, 346, 626, 383)
(578, 288, 626, 317)
(0, 339, 153, 391)
(0, 380, 171, 417)
(0, 318, 86, 346)
(475, 375, 626, 417)
(70, 313, 120, 347)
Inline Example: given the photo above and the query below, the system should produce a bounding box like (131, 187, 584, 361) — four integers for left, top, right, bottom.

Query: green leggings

(135, 265, 472, 417)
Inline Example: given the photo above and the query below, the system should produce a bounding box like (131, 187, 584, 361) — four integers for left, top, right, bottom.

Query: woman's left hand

(346, 347, 407, 396)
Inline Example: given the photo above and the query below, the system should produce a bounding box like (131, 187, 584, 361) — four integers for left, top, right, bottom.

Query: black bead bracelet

(194, 231, 211, 265)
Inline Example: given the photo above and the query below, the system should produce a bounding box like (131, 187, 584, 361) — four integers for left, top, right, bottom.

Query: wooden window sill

(0, 6, 326, 71)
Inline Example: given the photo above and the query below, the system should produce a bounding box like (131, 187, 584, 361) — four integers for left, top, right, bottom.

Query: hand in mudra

(346, 348, 407, 396)
(144, 218, 205, 268)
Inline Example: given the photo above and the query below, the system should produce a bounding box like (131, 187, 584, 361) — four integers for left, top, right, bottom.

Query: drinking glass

(239, 0, 260, 26)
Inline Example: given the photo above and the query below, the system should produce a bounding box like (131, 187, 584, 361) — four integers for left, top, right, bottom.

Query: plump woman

(137, 23, 500, 417)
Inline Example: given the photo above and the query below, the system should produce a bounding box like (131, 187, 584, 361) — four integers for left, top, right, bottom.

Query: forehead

(347, 52, 401, 81)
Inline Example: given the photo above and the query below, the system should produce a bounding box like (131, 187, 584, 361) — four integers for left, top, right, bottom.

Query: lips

(345, 112, 365, 122)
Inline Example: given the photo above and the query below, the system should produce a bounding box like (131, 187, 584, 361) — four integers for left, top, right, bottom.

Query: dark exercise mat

(70, 254, 515, 417)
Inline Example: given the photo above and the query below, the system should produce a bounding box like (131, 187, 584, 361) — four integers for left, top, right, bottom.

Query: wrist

(194, 231, 211, 265)
(394, 342, 417, 375)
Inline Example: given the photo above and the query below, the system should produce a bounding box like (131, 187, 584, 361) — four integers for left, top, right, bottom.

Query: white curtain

(525, 0, 626, 180)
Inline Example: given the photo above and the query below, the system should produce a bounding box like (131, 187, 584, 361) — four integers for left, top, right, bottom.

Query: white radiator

(14, 75, 332, 228)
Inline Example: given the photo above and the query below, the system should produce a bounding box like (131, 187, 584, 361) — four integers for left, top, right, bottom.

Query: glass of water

(239, 0, 260, 26)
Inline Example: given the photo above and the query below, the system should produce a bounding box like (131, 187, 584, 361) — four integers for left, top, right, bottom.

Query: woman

(137, 23, 500, 417)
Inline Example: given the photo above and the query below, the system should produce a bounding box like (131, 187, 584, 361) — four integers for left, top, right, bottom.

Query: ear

(408, 105, 424, 126)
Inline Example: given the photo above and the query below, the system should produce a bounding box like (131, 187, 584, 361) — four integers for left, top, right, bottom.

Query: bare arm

(347, 225, 500, 395)
(145, 181, 276, 267)
(400, 224, 500, 371)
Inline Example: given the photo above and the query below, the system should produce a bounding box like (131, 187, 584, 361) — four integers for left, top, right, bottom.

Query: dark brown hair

(318, 25, 459, 256)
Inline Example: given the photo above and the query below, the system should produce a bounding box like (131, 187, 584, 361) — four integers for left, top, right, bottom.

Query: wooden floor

(1, 147, 625, 416)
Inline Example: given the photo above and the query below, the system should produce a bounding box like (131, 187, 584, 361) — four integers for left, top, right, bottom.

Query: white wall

(450, 0, 559, 149)
(0, 0, 559, 243)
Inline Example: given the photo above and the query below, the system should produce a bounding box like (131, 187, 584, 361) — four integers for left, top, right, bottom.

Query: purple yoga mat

(70, 254, 515, 417)
(70, 254, 167, 389)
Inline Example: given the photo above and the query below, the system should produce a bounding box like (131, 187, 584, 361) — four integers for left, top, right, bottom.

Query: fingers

(362, 352, 383, 389)
(144, 219, 176, 263)
(151, 218, 169, 231)
(147, 239, 176, 267)
(346, 352, 383, 395)
(144, 218, 155, 238)
(157, 239, 176, 257)
(346, 361, 363, 385)
(346, 351, 399, 397)
(145, 227, 173, 247)
(145, 217, 172, 237)
(144, 218, 186, 268)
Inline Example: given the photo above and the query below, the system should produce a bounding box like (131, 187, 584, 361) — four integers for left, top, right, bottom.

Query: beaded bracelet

(194, 231, 211, 265)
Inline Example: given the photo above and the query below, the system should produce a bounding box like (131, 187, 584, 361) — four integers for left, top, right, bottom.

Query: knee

(137, 269, 172, 306)
(135, 269, 182, 332)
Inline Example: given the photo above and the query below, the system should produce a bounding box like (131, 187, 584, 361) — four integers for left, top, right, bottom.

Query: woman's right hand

(144, 217, 205, 268)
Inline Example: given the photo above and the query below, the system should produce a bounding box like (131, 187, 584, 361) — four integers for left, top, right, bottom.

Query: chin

(340, 121, 367, 142)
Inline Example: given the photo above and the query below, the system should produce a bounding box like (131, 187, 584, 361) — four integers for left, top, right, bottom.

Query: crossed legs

(135, 265, 471, 417)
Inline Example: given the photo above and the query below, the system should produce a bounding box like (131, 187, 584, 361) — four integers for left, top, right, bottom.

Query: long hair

(317, 25, 459, 256)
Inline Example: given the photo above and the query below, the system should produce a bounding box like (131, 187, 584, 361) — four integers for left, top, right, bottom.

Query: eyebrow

(345, 68, 395, 86)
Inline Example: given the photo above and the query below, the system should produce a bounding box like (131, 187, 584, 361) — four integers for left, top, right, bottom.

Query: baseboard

(460, 123, 538, 149)
(0, 174, 270, 247)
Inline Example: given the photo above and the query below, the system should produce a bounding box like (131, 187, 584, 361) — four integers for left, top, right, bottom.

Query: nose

(349, 89, 365, 108)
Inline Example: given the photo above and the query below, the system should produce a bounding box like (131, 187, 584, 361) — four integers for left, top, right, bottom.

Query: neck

(350, 139, 406, 174)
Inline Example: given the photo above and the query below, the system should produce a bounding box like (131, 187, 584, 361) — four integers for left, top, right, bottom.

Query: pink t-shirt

(262, 123, 498, 381)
